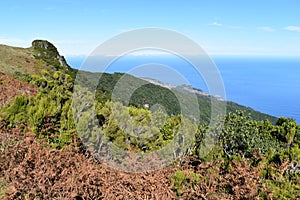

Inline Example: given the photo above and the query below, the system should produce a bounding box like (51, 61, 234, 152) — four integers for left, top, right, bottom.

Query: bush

(170, 170, 200, 196)
(1, 70, 76, 148)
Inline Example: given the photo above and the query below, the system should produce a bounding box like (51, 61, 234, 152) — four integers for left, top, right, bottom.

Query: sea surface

(66, 55, 300, 123)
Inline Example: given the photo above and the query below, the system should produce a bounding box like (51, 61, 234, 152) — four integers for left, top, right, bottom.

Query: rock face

(32, 40, 71, 71)
(32, 40, 54, 50)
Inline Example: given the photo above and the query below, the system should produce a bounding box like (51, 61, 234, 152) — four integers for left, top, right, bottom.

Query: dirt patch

(0, 72, 37, 107)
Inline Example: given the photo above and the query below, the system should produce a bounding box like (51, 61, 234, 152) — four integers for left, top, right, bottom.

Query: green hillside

(0, 44, 33, 75)
(79, 71, 278, 124)
(0, 40, 75, 79)
(0, 40, 277, 124)
(1, 40, 300, 199)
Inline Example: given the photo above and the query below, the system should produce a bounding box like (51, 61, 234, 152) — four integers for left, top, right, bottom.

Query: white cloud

(209, 22, 222, 26)
(284, 26, 300, 32)
(257, 26, 275, 32)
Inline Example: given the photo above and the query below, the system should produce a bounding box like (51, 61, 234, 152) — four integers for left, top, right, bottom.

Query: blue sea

(66, 55, 300, 123)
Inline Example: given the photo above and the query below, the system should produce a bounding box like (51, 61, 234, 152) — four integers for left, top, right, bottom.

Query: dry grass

(0, 44, 48, 76)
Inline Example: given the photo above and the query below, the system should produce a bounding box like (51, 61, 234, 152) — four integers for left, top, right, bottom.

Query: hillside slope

(0, 40, 277, 123)
(0, 41, 300, 199)
(82, 71, 278, 123)
(0, 44, 34, 75)
(0, 40, 73, 77)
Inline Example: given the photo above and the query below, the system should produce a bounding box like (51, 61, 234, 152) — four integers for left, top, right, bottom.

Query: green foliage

(272, 117, 300, 146)
(2, 66, 300, 199)
(92, 72, 277, 125)
(161, 115, 180, 141)
(13, 71, 32, 83)
(129, 84, 181, 116)
(170, 170, 200, 196)
(2, 95, 30, 126)
(262, 172, 300, 199)
(4, 41, 300, 198)
(259, 144, 300, 199)
(91, 99, 199, 158)
(218, 111, 281, 158)
(199, 113, 300, 199)
(1, 70, 76, 148)
(95, 101, 175, 152)
(194, 111, 296, 165)
(268, 144, 300, 166)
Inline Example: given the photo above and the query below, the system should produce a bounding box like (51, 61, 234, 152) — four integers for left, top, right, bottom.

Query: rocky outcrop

(32, 40, 71, 71)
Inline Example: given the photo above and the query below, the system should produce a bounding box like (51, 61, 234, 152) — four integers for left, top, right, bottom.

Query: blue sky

(1, 0, 300, 56)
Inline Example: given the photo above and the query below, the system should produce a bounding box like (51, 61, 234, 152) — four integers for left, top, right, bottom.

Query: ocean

(66, 55, 300, 123)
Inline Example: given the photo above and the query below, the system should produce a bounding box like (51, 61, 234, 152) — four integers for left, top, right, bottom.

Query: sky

(1, 0, 300, 56)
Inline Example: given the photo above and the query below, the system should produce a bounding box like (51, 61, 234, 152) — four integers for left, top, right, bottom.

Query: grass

(0, 44, 53, 77)
(0, 44, 33, 75)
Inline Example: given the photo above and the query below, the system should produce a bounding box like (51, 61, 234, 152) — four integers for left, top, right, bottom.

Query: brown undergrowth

(0, 72, 277, 199)
(0, 120, 176, 199)
(0, 72, 37, 107)
(0, 120, 274, 200)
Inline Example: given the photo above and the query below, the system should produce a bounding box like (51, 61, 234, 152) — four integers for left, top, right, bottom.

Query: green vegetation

(0, 40, 76, 80)
(90, 72, 277, 124)
(170, 170, 200, 196)
(32, 40, 77, 78)
(2, 70, 76, 148)
(1, 68, 299, 198)
(1, 41, 299, 198)
(0, 44, 33, 76)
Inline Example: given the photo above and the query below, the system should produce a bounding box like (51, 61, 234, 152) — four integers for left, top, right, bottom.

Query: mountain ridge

(1, 40, 300, 199)
(0, 40, 73, 77)
(0, 40, 277, 123)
